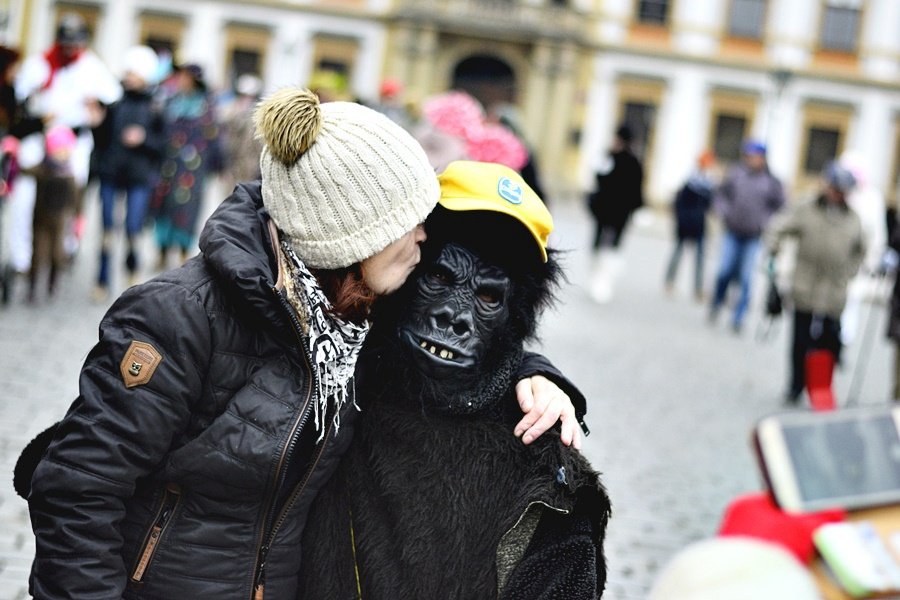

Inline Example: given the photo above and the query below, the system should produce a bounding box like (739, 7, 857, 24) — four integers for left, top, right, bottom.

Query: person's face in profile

(361, 223, 428, 295)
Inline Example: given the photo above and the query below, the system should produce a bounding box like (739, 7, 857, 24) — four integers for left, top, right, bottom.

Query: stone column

(268, 17, 311, 90)
(408, 26, 438, 101)
(96, 0, 135, 74)
(541, 43, 579, 193)
(182, 3, 225, 90)
(522, 42, 554, 148)
(852, 90, 894, 194)
(651, 64, 707, 204)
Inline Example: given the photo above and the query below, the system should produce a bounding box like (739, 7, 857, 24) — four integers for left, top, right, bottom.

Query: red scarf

(41, 44, 84, 90)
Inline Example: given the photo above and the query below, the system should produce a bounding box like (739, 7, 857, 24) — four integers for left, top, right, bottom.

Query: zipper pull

(254, 544, 269, 599)
(578, 417, 591, 437)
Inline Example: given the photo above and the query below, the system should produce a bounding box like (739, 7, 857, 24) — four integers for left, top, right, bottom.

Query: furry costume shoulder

(299, 396, 609, 600)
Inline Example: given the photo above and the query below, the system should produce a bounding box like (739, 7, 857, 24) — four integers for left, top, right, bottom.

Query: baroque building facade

(6, 0, 900, 205)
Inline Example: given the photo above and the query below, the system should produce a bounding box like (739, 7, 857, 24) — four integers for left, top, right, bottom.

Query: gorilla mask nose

(431, 302, 474, 338)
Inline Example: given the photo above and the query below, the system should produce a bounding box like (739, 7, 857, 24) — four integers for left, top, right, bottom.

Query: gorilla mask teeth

(447, 351, 454, 359)
(439, 349, 449, 359)
(420, 341, 427, 348)
(430, 345, 437, 354)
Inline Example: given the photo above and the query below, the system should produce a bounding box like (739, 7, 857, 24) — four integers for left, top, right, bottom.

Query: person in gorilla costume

(299, 161, 610, 599)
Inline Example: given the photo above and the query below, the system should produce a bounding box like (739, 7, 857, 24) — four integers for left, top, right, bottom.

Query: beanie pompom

(254, 87, 323, 165)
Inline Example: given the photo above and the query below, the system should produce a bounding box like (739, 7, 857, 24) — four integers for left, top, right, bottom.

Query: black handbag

(764, 279, 783, 318)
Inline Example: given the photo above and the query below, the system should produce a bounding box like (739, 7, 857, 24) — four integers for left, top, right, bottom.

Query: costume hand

(514, 376, 582, 450)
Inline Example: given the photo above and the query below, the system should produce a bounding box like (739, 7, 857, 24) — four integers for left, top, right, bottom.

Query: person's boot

(94, 248, 111, 302)
(27, 270, 37, 304)
(156, 248, 168, 272)
(48, 264, 58, 298)
(1, 265, 13, 305)
(125, 244, 139, 287)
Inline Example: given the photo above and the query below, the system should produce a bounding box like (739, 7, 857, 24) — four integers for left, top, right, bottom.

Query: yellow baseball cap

(437, 161, 553, 262)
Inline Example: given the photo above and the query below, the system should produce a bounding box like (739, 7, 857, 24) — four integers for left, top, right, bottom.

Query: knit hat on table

(255, 87, 440, 269)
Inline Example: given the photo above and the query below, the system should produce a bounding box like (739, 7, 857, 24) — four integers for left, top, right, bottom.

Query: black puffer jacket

(27, 183, 586, 599)
(29, 182, 355, 599)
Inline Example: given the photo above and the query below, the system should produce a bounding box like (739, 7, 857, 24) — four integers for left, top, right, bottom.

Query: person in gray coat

(765, 162, 866, 405)
(709, 141, 785, 332)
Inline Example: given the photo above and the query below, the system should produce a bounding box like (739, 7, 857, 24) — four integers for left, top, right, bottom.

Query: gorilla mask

(372, 207, 559, 417)
(400, 242, 511, 381)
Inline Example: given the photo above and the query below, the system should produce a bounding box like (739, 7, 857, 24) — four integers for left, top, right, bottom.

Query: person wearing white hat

(22, 88, 582, 599)
(90, 45, 165, 298)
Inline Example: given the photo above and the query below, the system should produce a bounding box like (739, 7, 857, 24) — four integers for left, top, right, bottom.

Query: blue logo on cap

(497, 177, 523, 205)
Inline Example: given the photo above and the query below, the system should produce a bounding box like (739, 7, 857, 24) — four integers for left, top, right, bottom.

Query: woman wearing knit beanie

(21, 87, 581, 599)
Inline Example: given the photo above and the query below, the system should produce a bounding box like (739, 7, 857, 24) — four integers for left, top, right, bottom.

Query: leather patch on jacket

(120, 341, 163, 388)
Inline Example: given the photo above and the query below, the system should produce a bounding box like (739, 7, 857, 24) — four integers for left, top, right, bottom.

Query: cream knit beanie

(255, 87, 440, 269)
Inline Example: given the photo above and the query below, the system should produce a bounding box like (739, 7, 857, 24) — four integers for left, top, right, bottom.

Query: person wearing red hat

(664, 150, 718, 301)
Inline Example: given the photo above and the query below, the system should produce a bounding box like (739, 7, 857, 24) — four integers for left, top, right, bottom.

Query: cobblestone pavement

(0, 185, 892, 598)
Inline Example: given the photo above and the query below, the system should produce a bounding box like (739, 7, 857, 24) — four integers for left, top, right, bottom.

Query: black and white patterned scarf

(280, 241, 369, 440)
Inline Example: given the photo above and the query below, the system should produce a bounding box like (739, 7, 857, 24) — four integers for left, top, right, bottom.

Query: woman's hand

(514, 375, 582, 450)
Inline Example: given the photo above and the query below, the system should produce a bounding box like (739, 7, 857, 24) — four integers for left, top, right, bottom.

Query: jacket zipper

(250, 287, 321, 600)
(131, 483, 182, 582)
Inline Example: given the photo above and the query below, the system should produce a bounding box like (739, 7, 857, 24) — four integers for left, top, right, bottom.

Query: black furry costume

(298, 207, 610, 599)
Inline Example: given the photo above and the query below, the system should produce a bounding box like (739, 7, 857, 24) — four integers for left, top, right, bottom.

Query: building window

(803, 126, 841, 174)
(797, 103, 851, 189)
(621, 101, 655, 160)
(708, 90, 758, 165)
(636, 0, 669, 25)
(309, 34, 359, 98)
(140, 12, 185, 60)
(224, 24, 270, 91)
(819, 2, 861, 52)
(615, 78, 663, 171)
(712, 114, 748, 163)
(728, 0, 767, 39)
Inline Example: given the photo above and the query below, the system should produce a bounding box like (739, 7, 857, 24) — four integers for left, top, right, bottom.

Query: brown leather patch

(120, 341, 163, 388)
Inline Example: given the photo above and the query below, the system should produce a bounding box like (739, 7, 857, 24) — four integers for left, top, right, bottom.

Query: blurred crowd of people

(0, 13, 262, 305)
(582, 124, 896, 408)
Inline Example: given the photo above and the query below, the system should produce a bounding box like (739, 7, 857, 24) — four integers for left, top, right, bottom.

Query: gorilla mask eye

(427, 266, 453, 285)
(476, 286, 502, 306)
